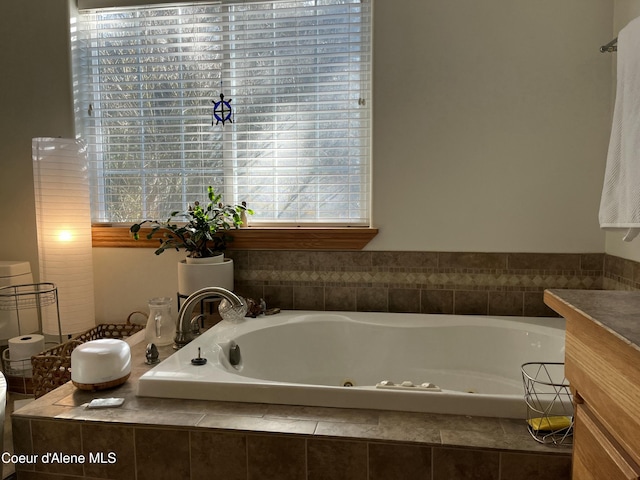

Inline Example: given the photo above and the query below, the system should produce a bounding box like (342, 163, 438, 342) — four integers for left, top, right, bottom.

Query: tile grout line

(133, 427, 138, 480)
(245, 433, 250, 480)
(366, 441, 370, 480)
(304, 437, 309, 480)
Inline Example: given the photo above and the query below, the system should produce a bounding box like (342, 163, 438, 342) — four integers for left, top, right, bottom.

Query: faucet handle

(145, 343, 159, 365)
(190, 314, 206, 336)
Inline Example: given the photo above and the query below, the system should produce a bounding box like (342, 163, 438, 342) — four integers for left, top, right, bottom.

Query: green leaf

(130, 184, 256, 257)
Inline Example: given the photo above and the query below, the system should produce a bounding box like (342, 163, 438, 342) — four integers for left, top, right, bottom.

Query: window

(74, 0, 372, 226)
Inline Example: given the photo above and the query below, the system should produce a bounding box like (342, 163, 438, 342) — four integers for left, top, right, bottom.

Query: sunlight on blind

(74, 0, 371, 225)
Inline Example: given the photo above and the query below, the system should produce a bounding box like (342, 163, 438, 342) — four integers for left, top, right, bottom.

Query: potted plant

(130, 186, 253, 294)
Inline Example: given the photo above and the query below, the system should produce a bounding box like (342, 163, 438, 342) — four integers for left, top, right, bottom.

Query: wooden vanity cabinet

(544, 290, 640, 480)
(573, 403, 640, 480)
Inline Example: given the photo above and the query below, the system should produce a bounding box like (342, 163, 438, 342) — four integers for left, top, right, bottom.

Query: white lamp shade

(32, 137, 95, 335)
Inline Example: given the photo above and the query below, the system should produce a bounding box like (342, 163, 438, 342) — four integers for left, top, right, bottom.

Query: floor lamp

(32, 137, 95, 336)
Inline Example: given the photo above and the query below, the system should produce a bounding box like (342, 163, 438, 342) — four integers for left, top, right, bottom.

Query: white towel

(599, 16, 640, 242)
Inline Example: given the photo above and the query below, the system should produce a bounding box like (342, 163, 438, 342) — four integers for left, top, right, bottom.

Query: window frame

(91, 224, 378, 249)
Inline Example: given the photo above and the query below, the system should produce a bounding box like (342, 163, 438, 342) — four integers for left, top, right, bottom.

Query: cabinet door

(573, 404, 640, 480)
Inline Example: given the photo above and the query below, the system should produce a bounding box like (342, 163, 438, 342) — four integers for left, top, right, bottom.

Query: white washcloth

(599, 16, 640, 242)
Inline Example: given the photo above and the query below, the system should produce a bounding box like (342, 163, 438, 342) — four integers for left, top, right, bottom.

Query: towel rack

(600, 38, 618, 53)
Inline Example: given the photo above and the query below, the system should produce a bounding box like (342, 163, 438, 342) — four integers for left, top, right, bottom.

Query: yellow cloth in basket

(527, 416, 572, 432)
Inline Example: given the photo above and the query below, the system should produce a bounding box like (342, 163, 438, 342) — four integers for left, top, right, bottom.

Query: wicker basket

(31, 321, 144, 398)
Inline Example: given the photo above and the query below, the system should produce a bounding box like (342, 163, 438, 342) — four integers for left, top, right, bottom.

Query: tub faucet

(174, 287, 246, 349)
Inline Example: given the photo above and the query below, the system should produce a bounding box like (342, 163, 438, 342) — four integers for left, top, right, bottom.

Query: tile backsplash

(228, 251, 606, 317)
(603, 254, 640, 290)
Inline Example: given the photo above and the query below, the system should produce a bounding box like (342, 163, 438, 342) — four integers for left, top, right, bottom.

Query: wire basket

(0, 283, 62, 394)
(521, 362, 574, 446)
(1, 349, 34, 394)
(0, 283, 58, 311)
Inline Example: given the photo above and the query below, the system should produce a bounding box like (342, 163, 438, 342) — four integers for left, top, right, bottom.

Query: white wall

(92, 248, 181, 323)
(605, 1, 640, 261)
(368, 0, 612, 252)
(0, 0, 75, 274)
(615, 0, 640, 31)
(0, 1, 616, 321)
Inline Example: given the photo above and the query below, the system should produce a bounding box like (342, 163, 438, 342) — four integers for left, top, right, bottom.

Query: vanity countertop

(544, 289, 640, 478)
(545, 289, 640, 352)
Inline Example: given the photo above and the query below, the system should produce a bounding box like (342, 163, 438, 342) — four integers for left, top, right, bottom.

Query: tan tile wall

(14, 418, 570, 480)
(230, 251, 604, 316)
(603, 254, 640, 290)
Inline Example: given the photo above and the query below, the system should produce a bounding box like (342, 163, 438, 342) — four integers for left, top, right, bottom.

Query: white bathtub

(137, 311, 566, 418)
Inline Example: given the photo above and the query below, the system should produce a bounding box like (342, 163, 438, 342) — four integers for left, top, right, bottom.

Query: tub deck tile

(27, 385, 569, 456)
(57, 405, 206, 427)
(314, 420, 442, 445)
(197, 414, 318, 435)
(441, 428, 540, 452)
(378, 411, 504, 436)
(263, 404, 379, 425)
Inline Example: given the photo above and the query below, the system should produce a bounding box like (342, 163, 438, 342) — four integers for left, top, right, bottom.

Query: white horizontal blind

(74, 0, 371, 225)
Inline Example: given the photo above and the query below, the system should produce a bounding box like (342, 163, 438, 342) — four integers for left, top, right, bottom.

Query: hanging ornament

(212, 93, 233, 126)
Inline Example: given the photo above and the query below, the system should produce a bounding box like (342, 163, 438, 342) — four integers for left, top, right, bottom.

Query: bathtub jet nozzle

(229, 342, 241, 366)
(174, 287, 246, 350)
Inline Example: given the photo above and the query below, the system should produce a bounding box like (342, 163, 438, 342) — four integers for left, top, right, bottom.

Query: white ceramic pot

(177, 257, 234, 296)
(184, 253, 224, 265)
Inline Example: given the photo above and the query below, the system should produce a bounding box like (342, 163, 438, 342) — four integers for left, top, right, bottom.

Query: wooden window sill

(91, 225, 378, 250)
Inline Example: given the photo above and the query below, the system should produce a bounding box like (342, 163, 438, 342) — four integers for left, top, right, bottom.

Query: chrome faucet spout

(174, 286, 245, 349)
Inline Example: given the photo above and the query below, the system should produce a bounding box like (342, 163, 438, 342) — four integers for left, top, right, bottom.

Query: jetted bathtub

(137, 311, 566, 418)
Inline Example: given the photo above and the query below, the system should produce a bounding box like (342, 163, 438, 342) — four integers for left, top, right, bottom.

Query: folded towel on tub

(599, 16, 640, 242)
